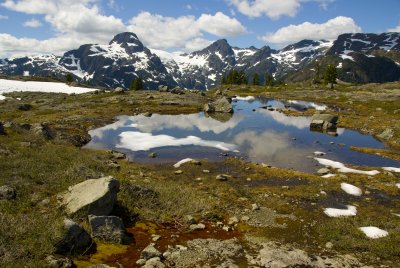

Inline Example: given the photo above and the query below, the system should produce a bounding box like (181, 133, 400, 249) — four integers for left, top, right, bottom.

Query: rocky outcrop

(32, 123, 54, 139)
(88, 215, 129, 244)
(59, 176, 120, 216)
(204, 97, 233, 113)
(55, 218, 94, 256)
(310, 113, 338, 132)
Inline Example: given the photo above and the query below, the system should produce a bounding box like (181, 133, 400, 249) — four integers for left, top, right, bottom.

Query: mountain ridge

(0, 32, 399, 89)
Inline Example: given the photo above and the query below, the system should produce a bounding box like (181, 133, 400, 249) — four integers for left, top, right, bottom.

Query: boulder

(170, 87, 185, 95)
(204, 97, 233, 114)
(18, 103, 32, 111)
(32, 123, 53, 139)
(55, 219, 94, 256)
(88, 215, 130, 244)
(59, 176, 120, 216)
(114, 87, 125, 93)
(45, 255, 75, 268)
(0, 185, 16, 200)
(158, 85, 169, 92)
(310, 114, 338, 131)
(377, 128, 394, 140)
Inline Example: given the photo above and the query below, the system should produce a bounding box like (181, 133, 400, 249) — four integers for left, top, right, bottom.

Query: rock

(185, 215, 197, 224)
(251, 203, 260, 211)
(228, 216, 239, 225)
(174, 170, 183, 175)
(88, 265, 114, 268)
(55, 219, 94, 256)
(0, 185, 16, 200)
(145, 257, 165, 268)
(148, 152, 157, 158)
(241, 216, 250, 222)
(146, 95, 154, 100)
(377, 128, 394, 140)
(114, 87, 125, 93)
(136, 259, 147, 266)
(202, 169, 210, 173)
(59, 176, 120, 216)
(141, 243, 162, 260)
(170, 87, 185, 95)
(204, 97, 233, 113)
(189, 223, 206, 231)
(152, 235, 161, 242)
(88, 215, 129, 244)
(216, 174, 230, 181)
(310, 114, 338, 132)
(106, 160, 120, 169)
(45, 255, 75, 268)
(325, 242, 334, 249)
(143, 112, 152, 117)
(317, 168, 330, 175)
(18, 103, 32, 111)
(109, 150, 126, 159)
(158, 85, 169, 92)
(32, 123, 53, 139)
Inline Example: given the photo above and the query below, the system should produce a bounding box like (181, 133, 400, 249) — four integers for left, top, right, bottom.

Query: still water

(85, 98, 399, 173)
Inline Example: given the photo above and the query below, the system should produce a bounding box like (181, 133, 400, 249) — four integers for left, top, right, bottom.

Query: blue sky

(0, 0, 399, 58)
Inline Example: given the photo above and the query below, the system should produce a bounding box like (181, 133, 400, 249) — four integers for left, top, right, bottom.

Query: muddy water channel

(86, 98, 399, 172)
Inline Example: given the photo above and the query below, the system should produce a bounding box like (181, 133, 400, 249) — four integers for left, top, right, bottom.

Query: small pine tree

(130, 77, 143, 91)
(238, 71, 247, 85)
(252, 73, 260, 85)
(65, 73, 73, 83)
(265, 73, 274, 87)
(313, 63, 321, 84)
(221, 75, 227, 85)
(324, 64, 337, 89)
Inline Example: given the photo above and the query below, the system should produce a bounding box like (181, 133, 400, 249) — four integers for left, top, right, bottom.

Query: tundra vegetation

(0, 79, 399, 267)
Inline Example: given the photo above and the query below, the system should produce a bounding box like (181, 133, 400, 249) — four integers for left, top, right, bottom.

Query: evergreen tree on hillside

(252, 73, 260, 85)
(265, 73, 274, 87)
(65, 73, 73, 83)
(130, 77, 144, 91)
(313, 63, 321, 84)
(324, 64, 337, 89)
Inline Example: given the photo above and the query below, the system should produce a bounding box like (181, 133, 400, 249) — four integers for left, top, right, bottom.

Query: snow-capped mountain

(1, 32, 399, 89)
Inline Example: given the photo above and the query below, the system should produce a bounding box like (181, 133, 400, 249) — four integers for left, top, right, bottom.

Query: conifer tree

(252, 73, 260, 85)
(324, 64, 337, 89)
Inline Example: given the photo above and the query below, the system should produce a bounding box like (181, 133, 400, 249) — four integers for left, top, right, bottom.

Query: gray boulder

(310, 114, 338, 131)
(140, 243, 162, 260)
(377, 128, 394, 140)
(55, 218, 94, 256)
(32, 123, 53, 139)
(158, 85, 169, 92)
(0, 185, 16, 200)
(88, 215, 129, 244)
(45, 255, 75, 268)
(204, 97, 233, 113)
(59, 176, 120, 216)
(114, 87, 125, 93)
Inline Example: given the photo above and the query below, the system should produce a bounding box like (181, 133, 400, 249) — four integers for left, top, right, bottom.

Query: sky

(0, 0, 399, 58)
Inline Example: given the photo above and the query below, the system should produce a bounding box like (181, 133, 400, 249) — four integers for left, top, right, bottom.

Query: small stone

(251, 203, 260, 211)
(176, 245, 188, 251)
(202, 169, 210, 173)
(222, 226, 231, 232)
(325, 242, 334, 249)
(0, 185, 16, 200)
(152, 235, 161, 242)
(110, 150, 126, 159)
(246, 178, 252, 181)
(45, 255, 74, 268)
(216, 174, 230, 181)
(216, 221, 224, 227)
(195, 177, 202, 182)
(317, 168, 330, 175)
(136, 259, 147, 266)
(140, 243, 162, 260)
(189, 223, 206, 231)
(228, 216, 239, 225)
(241, 216, 250, 222)
(185, 215, 197, 224)
(174, 170, 183, 175)
(143, 112, 152, 117)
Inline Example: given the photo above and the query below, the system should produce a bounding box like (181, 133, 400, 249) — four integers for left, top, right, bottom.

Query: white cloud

(0, 15, 8, 19)
(260, 16, 361, 46)
(229, 0, 335, 19)
(0, 1, 245, 57)
(23, 18, 42, 28)
(388, 24, 400, 32)
(197, 12, 246, 36)
(127, 11, 246, 50)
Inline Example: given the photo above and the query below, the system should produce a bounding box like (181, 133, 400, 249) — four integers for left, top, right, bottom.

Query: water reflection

(85, 98, 399, 172)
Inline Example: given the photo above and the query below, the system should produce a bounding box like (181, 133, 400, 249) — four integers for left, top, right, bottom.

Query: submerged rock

(59, 176, 120, 216)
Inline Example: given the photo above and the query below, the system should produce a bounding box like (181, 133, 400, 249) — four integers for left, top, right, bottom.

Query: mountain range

(0, 32, 399, 90)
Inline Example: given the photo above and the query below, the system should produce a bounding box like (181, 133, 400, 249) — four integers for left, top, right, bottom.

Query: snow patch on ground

(117, 132, 238, 152)
(173, 158, 194, 168)
(341, 183, 362, 196)
(324, 205, 357, 217)
(314, 158, 380, 175)
(233, 96, 255, 101)
(359, 227, 388, 239)
(383, 167, 400, 173)
(0, 79, 97, 100)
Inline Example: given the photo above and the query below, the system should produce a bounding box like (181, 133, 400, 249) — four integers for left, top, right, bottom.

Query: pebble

(203, 169, 210, 173)
(174, 170, 183, 175)
(252, 203, 260, 211)
(216, 174, 230, 181)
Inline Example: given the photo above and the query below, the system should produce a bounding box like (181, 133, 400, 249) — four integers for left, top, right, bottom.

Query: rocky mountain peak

(109, 32, 144, 53)
(199, 39, 234, 57)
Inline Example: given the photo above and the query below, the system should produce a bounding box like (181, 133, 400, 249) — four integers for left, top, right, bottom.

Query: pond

(85, 97, 399, 173)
